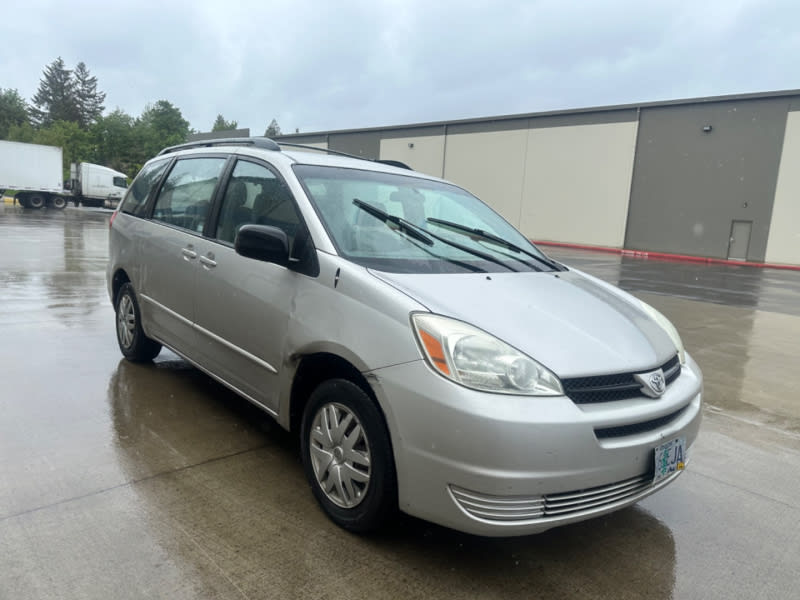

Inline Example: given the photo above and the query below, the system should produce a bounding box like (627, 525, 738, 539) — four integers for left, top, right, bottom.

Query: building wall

(187, 128, 250, 141)
(276, 90, 800, 266)
(328, 132, 381, 159)
(379, 135, 445, 177)
(765, 110, 800, 265)
(626, 98, 788, 261)
(520, 120, 638, 247)
(443, 128, 529, 227)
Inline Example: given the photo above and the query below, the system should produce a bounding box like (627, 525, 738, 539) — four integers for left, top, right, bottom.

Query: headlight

(638, 301, 686, 364)
(411, 313, 563, 396)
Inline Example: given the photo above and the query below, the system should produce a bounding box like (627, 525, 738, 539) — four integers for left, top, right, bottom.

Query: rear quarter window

(120, 159, 170, 217)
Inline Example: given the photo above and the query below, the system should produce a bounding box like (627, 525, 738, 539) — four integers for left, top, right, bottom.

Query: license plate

(654, 437, 686, 483)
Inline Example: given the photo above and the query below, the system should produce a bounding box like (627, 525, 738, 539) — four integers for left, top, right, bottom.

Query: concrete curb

(534, 240, 800, 272)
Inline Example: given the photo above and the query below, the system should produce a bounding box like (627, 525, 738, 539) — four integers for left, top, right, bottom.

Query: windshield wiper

(426, 217, 565, 271)
(353, 199, 515, 272)
(353, 199, 433, 246)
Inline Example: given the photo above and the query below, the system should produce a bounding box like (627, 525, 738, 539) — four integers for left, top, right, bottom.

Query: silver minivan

(108, 137, 702, 536)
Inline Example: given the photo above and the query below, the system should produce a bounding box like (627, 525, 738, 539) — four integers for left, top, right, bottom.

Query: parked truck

(0, 140, 128, 209)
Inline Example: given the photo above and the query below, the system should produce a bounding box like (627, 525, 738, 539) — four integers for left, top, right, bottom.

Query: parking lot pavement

(1, 205, 799, 599)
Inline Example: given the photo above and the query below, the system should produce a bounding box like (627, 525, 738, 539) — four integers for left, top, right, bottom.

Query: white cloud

(1, 0, 798, 135)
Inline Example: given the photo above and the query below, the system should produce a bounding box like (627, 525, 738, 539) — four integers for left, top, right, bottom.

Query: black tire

(28, 194, 45, 209)
(51, 196, 67, 209)
(301, 379, 397, 533)
(115, 282, 162, 362)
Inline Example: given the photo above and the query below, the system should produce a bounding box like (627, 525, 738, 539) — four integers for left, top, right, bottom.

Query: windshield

(293, 164, 553, 274)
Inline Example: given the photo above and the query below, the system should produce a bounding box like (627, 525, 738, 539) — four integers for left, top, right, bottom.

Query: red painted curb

(532, 240, 800, 272)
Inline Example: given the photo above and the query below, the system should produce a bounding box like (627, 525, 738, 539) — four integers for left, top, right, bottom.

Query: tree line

(0, 57, 281, 178)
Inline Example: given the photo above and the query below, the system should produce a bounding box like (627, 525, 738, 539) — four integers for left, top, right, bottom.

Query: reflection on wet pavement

(545, 247, 800, 316)
(1, 206, 799, 599)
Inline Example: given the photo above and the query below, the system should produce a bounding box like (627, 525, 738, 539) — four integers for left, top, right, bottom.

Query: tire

(17, 196, 28, 208)
(301, 379, 397, 533)
(28, 194, 45, 209)
(115, 282, 162, 362)
(51, 196, 67, 209)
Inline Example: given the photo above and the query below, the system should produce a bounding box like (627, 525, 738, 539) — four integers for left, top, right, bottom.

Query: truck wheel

(17, 196, 29, 208)
(301, 379, 397, 533)
(51, 196, 67, 209)
(115, 283, 162, 362)
(28, 194, 45, 209)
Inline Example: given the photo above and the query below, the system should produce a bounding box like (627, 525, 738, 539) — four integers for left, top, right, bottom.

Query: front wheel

(301, 379, 397, 533)
(115, 282, 162, 362)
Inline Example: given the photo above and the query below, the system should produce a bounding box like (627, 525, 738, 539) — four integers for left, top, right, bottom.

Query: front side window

(215, 160, 304, 253)
(113, 176, 128, 189)
(120, 159, 169, 217)
(152, 157, 226, 233)
(294, 165, 552, 274)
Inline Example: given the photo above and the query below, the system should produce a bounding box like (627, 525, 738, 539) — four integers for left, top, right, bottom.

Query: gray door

(193, 160, 302, 414)
(727, 221, 752, 260)
(138, 157, 225, 357)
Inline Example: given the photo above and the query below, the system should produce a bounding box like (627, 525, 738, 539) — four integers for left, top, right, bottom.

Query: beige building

(277, 90, 800, 268)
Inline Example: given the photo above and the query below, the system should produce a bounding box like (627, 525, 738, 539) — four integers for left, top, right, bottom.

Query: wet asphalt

(1, 204, 799, 599)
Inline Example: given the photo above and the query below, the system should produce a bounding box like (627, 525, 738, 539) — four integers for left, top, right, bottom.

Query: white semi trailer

(0, 140, 128, 209)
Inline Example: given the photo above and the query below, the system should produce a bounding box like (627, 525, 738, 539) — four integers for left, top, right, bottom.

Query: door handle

(200, 255, 217, 269)
(182, 247, 198, 260)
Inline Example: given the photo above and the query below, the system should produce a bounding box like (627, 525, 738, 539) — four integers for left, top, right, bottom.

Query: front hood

(371, 269, 677, 378)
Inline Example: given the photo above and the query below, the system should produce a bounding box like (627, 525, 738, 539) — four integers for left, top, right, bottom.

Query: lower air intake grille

(450, 472, 670, 523)
(594, 406, 688, 439)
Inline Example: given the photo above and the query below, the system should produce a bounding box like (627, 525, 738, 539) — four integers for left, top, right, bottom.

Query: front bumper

(369, 354, 702, 536)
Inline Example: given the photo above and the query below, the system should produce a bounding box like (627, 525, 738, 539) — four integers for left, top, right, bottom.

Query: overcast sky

(3, 0, 799, 135)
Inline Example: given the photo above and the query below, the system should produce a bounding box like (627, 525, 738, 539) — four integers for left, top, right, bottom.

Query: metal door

(727, 220, 752, 261)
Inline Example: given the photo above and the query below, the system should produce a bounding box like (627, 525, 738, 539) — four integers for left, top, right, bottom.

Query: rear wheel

(28, 194, 45, 209)
(301, 379, 397, 533)
(115, 282, 162, 362)
(51, 196, 67, 209)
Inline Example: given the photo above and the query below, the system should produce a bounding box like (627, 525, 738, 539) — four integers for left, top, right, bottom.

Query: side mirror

(235, 224, 289, 266)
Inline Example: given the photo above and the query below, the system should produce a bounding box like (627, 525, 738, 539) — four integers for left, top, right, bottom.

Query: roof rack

(157, 137, 280, 156)
(277, 142, 413, 170)
(155, 137, 414, 171)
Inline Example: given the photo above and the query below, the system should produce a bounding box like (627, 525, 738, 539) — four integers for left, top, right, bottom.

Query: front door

(727, 220, 752, 261)
(193, 159, 305, 414)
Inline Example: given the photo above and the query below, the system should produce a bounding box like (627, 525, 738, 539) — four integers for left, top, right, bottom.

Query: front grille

(450, 471, 674, 524)
(562, 355, 681, 404)
(594, 406, 688, 439)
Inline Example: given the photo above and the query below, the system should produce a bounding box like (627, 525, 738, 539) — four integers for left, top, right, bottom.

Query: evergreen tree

(30, 57, 79, 127)
(74, 62, 106, 127)
(0, 88, 30, 139)
(212, 114, 238, 131)
(264, 118, 281, 137)
(136, 100, 191, 157)
(92, 109, 136, 173)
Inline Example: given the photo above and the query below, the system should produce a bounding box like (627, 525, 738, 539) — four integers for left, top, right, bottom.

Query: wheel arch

(289, 352, 383, 436)
(111, 268, 132, 307)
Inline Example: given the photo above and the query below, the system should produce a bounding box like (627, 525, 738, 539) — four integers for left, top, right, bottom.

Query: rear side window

(120, 159, 169, 217)
(152, 157, 226, 233)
